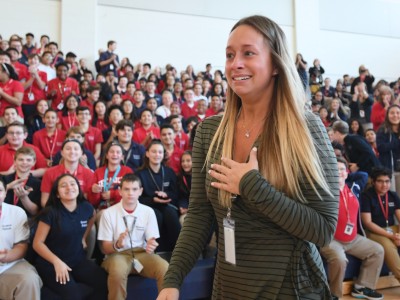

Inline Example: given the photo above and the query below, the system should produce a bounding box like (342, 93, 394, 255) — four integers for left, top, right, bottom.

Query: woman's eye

(245, 51, 254, 56)
(226, 53, 234, 59)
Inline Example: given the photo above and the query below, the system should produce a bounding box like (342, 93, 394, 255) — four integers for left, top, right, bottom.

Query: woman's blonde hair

(206, 15, 331, 207)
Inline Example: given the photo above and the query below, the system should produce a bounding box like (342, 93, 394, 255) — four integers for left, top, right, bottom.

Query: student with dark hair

(102, 104, 124, 146)
(56, 94, 80, 130)
(92, 100, 109, 132)
(132, 109, 160, 148)
(136, 140, 180, 251)
(361, 167, 400, 284)
(26, 99, 48, 143)
(7, 46, 28, 81)
(47, 62, 79, 110)
(33, 174, 108, 300)
(0, 62, 24, 117)
(365, 128, 379, 158)
(114, 119, 145, 172)
(47, 42, 63, 67)
(99, 40, 119, 76)
(160, 124, 183, 174)
(98, 173, 168, 299)
(80, 85, 100, 117)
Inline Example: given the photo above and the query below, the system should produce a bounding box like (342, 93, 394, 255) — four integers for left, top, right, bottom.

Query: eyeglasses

(375, 179, 390, 184)
(7, 131, 24, 136)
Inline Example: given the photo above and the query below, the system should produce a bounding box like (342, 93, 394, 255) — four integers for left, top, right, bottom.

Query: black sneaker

(351, 287, 383, 300)
(331, 295, 339, 300)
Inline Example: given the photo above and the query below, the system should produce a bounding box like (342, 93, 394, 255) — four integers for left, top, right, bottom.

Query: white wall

(0, 0, 399, 83)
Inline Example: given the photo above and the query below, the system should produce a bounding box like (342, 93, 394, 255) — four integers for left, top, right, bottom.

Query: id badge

(223, 217, 236, 265)
(57, 102, 64, 110)
(133, 258, 143, 273)
(28, 93, 35, 101)
(360, 110, 365, 118)
(386, 227, 393, 234)
(344, 223, 354, 235)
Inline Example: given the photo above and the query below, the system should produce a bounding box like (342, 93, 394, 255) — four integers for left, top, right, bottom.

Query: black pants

(36, 258, 108, 300)
(153, 204, 181, 252)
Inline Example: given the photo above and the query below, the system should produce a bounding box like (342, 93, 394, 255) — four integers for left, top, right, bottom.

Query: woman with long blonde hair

(158, 15, 338, 300)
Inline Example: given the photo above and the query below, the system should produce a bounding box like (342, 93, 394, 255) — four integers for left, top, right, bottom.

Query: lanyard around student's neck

(45, 129, 58, 161)
(148, 165, 164, 192)
(377, 192, 390, 228)
(67, 112, 76, 128)
(103, 165, 121, 191)
(340, 189, 351, 223)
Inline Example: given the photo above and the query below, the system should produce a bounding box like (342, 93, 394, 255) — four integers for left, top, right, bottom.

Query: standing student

(0, 178, 42, 300)
(33, 174, 108, 300)
(92, 100, 109, 132)
(57, 94, 80, 131)
(98, 174, 168, 300)
(158, 15, 338, 300)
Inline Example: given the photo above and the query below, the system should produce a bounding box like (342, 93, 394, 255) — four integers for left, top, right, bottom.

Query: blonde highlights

(207, 15, 331, 207)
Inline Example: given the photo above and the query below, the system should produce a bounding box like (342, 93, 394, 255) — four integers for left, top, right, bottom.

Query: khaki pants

(320, 234, 384, 297)
(0, 260, 42, 300)
(101, 248, 168, 300)
(366, 225, 400, 282)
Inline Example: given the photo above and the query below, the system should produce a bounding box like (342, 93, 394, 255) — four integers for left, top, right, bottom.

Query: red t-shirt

(334, 185, 359, 242)
(93, 118, 109, 132)
(180, 102, 198, 119)
(371, 102, 386, 132)
(22, 71, 47, 105)
(57, 111, 79, 131)
(0, 142, 47, 172)
(87, 165, 133, 209)
(47, 77, 79, 110)
(174, 132, 189, 150)
(166, 145, 184, 175)
(0, 79, 24, 117)
(12, 62, 28, 81)
(41, 163, 94, 194)
(206, 108, 219, 117)
(132, 126, 160, 144)
(32, 128, 66, 160)
(83, 126, 103, 155)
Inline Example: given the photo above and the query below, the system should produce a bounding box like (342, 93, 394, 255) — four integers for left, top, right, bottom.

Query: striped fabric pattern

(163, 112, 339, 299)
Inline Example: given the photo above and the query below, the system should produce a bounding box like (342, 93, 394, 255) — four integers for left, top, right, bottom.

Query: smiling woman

(158, 15, 339, 300)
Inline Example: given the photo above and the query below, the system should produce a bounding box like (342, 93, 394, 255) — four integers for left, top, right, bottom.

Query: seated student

(3, 147, 41, 217)
(92, 100, 109, 132)
(136, 140, 180, 252)
(146, 97, 163, 127)
(80, 85, 100, 117)
(0, 106, 20, 145)
(170, 115, 189, 151)
(102, 105, 124, 147)
(206, 95, 223, 117)
(98, 173, 169, 299)
(195, 98, 207, 122)
(33, 108, 66, 167)
(76, 106, 103, 164)
(41, 139, 94, 207)
(177, 151, 192, 224)
(0, 122, 47, 177)
(121, 81, 135, 102)
(114, 119, 145, 172)
(160, 124, 184, 174)
(57, 94, 80, 131)
(26, 99, 48, 144)
(320, 157, 384, 300)
(365, 129, 379, 158)
(89, 142, 132, 210)
(133, 109, 161, 148)
(33, 174, 108, 300)
(47, 62, 79, 111)
(361, 167, 400, 284)
(0, 178, 42, 300)
(52, 126, 97, 171)
(180, 88, 198, 119)
(155, 90, 173, 120)
(110, 92, 123, 106)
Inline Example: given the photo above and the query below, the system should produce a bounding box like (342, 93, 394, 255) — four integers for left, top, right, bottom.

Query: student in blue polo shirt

(33, 173, 107, 299)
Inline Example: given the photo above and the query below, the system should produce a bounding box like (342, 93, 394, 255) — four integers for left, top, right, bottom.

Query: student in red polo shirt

(0, 122, 47, 177)
(6, 48, 28, 82)
(80, 85, 100, 117)
(33, 109, 66, 166)
(160, 124, 183, 174)
(56, 94, 80, 130)
(40, 139, 94, 207)
(22, 53, 47, 119)
(0, 63, 24, 117)
(206, 95, 223, 117)
(47, 62, 79, 110)
(170, 115, 189, 151)
(180, 88, 197, 119)
(76, 106, 103, 164)
(132, 109, 160, 148)
(88, 142, 132, 210)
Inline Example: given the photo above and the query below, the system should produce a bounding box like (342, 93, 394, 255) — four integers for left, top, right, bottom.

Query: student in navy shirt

(33, 174, 107, 299)
(136, 140, 180, 252)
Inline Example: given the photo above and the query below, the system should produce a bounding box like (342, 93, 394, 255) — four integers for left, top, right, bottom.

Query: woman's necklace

(238, 108, 267, 138)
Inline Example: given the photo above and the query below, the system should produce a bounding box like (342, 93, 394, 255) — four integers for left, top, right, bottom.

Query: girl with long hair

(57, 94, 80, 130)
(158, 15, 338, 299)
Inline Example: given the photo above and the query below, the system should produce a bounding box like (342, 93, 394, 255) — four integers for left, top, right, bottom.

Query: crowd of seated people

(1, 32, 400, 299)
